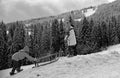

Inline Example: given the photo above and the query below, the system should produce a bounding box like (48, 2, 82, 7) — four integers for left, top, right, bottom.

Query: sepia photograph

(0, 0, 120, 78)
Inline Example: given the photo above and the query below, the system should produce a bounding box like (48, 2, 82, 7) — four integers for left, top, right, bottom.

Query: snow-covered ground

(74, 18, 81, 22)
(1, 44, 120, 78)
(74, 7, 97, 22)
(108, 0, 116, 3)
(0, 64, 34, 78)
(84, 8, 97, 17)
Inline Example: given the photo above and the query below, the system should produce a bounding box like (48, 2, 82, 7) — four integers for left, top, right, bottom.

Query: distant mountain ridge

(22, 6, 97, 25)
(89, 0, 120, 20)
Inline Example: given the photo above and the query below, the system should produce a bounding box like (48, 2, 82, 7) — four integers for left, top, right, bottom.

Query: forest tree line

(0, 15, 120, 70)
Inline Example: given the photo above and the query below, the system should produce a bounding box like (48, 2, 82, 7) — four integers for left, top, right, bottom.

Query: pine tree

(29, 35, 34, 56)
(33, 25, 43, 57)
(92, 22, 102, 49)
(12, 22, 25, 53)
(32, 25, 39, 57)
(0, 22, 8, 69)
(51, 19, 60, 53)
(86, 19, 96, 53)
(8, 23, 16, 40)
(107, 16, 118, 45)
(59, 19, 65, 54)
(28, 25, 40, 58)
(36, 26, 43, 57)
(79, 17, 98, 54)
(41, 28, 51, 56)
(100, 21, 108, 47)
(7, 23, 16, 55)
(80, 17, 89, 45)
(116, 15, 120, 43)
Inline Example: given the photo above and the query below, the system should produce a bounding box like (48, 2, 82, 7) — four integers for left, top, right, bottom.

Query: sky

(0, 0, 114, 23)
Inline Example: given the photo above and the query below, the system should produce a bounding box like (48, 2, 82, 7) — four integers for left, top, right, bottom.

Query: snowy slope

(108, 0, 116, 3)
(0, 64, 34, 78)
(74, 7, 97, 22)
(84, 8, 97, 17)
(1, 44, 120, 78)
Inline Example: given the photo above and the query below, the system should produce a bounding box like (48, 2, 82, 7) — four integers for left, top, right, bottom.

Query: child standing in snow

(10, 46, 37, 75)
(64, 21, 77, 56)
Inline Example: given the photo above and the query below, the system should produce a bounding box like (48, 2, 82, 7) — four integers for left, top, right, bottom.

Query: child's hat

(23, 46, 29, 52)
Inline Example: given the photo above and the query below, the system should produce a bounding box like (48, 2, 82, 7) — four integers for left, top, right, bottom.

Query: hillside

(1, 44, 120, 78)
(90, 0, 120, 20)
(20, 0, 120, 25)
(15, 6, 97, 25)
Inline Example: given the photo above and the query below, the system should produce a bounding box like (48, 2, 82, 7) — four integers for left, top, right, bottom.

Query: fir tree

(12, 22, 25, 53)
(100, 21, 108, 47)
(107, 16, 118, 45)
(80, 17, 89, 45)
(0, 22, 8, 69)
(51, 19, 60, 53)
(59, 19, 65, 54)
(41, 28, 51, 56)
